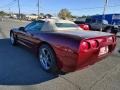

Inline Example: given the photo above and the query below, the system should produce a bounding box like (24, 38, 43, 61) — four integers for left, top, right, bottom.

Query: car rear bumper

(61, 44, 116, 73)
(76, 53, 111, 70)
(61, 52, 113, 73)
(76, 43, 116, 70)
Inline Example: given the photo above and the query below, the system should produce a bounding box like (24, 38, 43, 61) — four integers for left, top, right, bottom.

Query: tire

(10, 32, 17, 45)
(39, 44, 58, 73)
(104, 27, 112, 33)
(105, 27, 118, 35)
(88, 25, 92, 30)
(106, 28, 112, 33)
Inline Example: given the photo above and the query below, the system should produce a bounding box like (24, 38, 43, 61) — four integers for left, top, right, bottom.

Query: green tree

(40, 13, 44, 16)
(58, 9, 71, 19)
(81, 15, 87, 18)
(0, 11, 7, 17)
(45, 14, 52, 18)
(31, 13, 37, 16)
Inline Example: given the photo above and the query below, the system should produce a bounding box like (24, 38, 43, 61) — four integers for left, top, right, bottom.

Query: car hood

(53, 30, 113, 39)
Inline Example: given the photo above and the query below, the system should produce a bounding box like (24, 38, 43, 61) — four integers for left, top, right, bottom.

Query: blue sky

(0, 0, 120, 16)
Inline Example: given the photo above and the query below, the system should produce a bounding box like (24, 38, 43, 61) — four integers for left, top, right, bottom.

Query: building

(91, 14, 120, 26)
(26, 14, 38, 20)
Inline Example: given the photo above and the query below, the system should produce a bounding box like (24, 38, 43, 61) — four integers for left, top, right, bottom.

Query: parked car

(91, 14, 120, 26)
(75, 17, 119, 35)
(10, 18, 116, 73)
(74, 21, 90, 30)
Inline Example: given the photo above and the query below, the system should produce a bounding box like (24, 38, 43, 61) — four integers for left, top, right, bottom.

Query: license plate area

(99, 46, 109, 56)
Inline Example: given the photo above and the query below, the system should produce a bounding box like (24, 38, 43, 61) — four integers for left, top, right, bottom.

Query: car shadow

(0, 38, 58, 85)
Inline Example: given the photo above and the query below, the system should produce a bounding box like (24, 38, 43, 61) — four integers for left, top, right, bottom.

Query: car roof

(36, 18, 82, 31)
(38, 18, 75, 24)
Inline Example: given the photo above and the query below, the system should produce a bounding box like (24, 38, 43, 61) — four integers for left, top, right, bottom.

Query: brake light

(80, 24, 89, 30)
(107, 37, 114, 42)
(89, 40, 98, 48)
(80, 40, 99, 52)
(80, 41, 90, 52)
(84, 25, 89, 28)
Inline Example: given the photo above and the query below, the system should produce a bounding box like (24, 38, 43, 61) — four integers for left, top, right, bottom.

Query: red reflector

(80, 41, 90, 51)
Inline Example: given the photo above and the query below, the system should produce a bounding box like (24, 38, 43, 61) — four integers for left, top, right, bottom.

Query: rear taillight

(89, 40, 98, 48)
(80, 41, 90, 52)
(107, 37, 114, 43)
(83, 25, 89, 28)
(80, 40, 99, 52)
(80, 24, 89, 30)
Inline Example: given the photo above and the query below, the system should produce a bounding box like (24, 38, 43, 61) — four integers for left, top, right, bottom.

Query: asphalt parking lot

(0, 19, 57, 85)
(0, 19, 120, 88)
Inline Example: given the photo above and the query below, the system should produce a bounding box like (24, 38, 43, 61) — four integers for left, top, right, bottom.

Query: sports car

(10, 18, 116, 73)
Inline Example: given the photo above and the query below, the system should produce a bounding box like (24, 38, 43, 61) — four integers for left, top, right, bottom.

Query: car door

(23, 21, 45, 48)
(17, 21, 45, 48)
(90, 19, 98, 30)
(16, 22, 36, 44)
(96, 19, 103, 30)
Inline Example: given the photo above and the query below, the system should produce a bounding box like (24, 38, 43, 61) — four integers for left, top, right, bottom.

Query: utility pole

(103, 0, 108, 20)
(101, 0, 108, 31)
(18, 0, 21, 19)
(9, 8, 11, 16)
(38, 0, 40, 19)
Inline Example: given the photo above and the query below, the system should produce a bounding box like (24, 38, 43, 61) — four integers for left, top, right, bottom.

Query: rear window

(86, 18, 91, 23)
(74, 21, 85, 24)
(55, 23, 78, 28)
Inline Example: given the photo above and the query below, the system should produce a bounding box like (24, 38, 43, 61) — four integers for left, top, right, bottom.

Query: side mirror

(19, 27, 25, 32)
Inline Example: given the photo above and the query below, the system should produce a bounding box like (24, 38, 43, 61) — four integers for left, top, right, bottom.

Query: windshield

(55, 22, 83, 30)
(103, 20, 108, 24)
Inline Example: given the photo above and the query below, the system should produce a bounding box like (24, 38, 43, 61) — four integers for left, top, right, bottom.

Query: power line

(0, 0, 17, 9)
(39, 4, 120, 12)
(0, 0, 120, 14)
(68, 4, 120, 11)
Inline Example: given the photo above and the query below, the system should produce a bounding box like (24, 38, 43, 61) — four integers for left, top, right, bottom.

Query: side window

(25, 21, 45, 32)
(25, 22, 36, 30)
(97, 19, 102, 24)
(86, 19, 91, 23)
(91, 19, 97, 23)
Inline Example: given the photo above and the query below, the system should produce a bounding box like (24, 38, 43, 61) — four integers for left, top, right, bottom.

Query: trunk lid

(55, 30, 113, 39)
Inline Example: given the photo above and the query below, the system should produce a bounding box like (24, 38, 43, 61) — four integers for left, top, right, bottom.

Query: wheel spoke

(44, 60, 49, 69)
(39, 46, 54, 70)
(41, 48, 46, 56)
(10, 34, 14, 44)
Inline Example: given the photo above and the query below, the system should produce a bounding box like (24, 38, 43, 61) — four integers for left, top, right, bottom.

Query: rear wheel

(106, 27, 112, 33)
(105, 27, 118, 35)
(39, 44, 58, 73)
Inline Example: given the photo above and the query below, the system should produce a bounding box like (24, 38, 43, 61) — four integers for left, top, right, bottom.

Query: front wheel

(39, 44, 58, 73)
(10, 32, 17, 45)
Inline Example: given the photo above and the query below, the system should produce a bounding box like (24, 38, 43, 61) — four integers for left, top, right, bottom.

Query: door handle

(27, 32, 33, 36)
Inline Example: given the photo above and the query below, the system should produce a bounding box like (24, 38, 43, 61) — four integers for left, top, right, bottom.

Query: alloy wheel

(39, 48, 52, 70)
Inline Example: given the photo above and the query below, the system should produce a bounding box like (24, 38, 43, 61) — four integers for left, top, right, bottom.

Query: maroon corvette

(10, 18, 116, 73)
